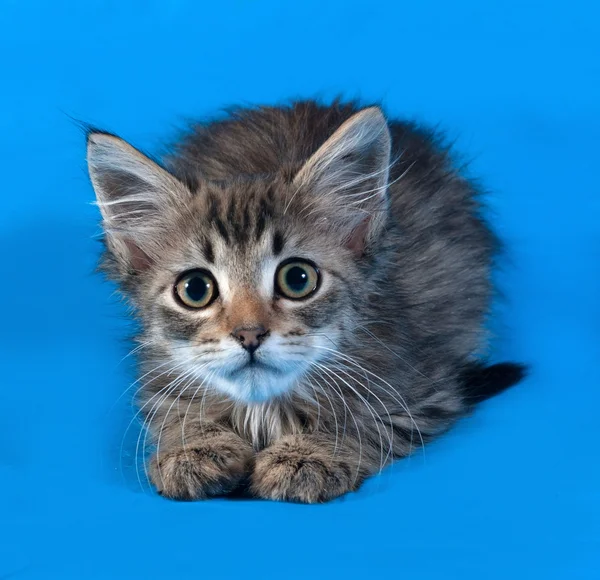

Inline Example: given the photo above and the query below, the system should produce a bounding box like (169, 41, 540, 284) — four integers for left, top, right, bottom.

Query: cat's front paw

(250, 435, 360, 503)
(149, 433, 254, 500)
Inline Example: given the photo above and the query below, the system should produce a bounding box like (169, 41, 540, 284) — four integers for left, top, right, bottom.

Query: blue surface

(1, 1, 598, 578)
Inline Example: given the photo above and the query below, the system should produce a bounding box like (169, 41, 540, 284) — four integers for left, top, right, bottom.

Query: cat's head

(87, 107, 392, 403)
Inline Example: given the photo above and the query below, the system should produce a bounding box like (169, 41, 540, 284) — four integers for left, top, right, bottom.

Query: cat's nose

(232, 326, 269, 354)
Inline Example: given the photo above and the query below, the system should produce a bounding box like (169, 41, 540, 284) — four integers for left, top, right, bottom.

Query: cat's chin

(211, 363, 301, 403)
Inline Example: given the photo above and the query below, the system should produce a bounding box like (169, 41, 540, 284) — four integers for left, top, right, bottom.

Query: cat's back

(168, 100, 424, 182)
(168, 100, 359, 181)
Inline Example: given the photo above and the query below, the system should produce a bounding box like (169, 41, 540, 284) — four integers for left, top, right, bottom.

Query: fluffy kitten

(87, 100, 524, 503)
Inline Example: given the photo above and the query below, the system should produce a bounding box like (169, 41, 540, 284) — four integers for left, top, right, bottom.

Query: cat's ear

(87, 132, 189, 272)
(293, 107, 392, 255)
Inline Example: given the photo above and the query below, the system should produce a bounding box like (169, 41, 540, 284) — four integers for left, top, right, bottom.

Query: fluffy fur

(87, 100, 524, 503)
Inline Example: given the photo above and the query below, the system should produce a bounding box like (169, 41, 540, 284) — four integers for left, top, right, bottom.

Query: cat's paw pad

(149, 435, 254, 501)
(250, 436, 358, 503)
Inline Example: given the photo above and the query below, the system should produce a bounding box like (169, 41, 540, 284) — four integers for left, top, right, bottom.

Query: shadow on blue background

(1, 1, 598, 578)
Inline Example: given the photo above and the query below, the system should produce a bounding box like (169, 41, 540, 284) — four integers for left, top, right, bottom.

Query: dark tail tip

(460, 362, 528, 405)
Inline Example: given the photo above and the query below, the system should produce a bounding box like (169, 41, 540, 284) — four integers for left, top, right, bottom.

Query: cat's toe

(250, 436, 359, 503)
(149, 435, 254, 500)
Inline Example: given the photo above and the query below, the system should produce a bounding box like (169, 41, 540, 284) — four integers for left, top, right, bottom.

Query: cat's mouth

(227, 358, 285, 377)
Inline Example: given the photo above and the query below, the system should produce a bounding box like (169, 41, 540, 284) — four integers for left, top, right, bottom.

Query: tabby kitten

(87, 100, 524, 503)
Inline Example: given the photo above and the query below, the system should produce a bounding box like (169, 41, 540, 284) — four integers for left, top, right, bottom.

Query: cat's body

(87, 100, 524, 503)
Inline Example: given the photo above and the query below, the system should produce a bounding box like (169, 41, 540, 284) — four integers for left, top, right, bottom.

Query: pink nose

(232, 326, 269, 353)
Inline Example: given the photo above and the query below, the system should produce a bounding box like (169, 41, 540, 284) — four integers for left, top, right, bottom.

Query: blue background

(1, 1, 598, 578)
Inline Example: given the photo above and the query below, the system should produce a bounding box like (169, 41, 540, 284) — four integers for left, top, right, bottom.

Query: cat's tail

(460, 362, 527, 405)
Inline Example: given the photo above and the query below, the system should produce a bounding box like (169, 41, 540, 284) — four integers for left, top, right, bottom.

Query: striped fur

(87, 100, 522, 503)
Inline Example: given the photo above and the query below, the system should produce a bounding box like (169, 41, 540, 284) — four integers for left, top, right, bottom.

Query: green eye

(174, 269, 218, 309)
(275, 259, 320, 300)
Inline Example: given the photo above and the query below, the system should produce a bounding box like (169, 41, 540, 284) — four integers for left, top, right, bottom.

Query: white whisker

(311, 344, 426, 453)
(309, 364, 364, 485)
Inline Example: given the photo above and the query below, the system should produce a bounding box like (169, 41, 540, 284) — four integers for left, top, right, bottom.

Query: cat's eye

(174, 269, 219, 309)
(275, 259, 320, 300)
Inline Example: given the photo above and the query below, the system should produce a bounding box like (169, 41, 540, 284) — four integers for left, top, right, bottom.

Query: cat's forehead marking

(202, 185, 281, 249)
(272, 230, 285, 256)
(203, 239, 215, 264)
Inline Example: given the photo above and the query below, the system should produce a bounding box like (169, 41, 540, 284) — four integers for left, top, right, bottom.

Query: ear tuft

(87, 132, 188, 272)
(293, 107, 392, 255)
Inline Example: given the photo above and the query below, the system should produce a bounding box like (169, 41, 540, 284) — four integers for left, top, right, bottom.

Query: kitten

(87, 100, 525, 503)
